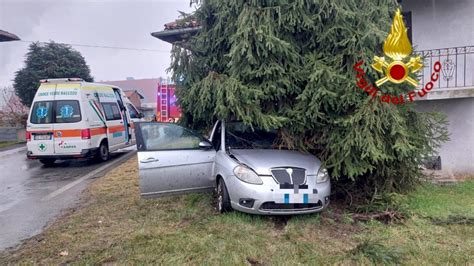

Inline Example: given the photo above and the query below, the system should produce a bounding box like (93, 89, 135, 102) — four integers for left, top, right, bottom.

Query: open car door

(135, 122, 216, 198)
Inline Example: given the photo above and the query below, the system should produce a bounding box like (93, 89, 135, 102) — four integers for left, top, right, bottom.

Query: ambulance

(26, 78, 142, 165)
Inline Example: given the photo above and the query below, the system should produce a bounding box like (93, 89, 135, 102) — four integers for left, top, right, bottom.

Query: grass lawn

(0, 141, 20, 149)
(1, 157, 473, 264)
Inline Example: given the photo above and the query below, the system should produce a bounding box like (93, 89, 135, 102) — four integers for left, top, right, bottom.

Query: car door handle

(140, 157, 160, 163)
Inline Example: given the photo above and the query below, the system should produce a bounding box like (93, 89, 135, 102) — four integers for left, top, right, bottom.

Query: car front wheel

(217, 177, 232, 213)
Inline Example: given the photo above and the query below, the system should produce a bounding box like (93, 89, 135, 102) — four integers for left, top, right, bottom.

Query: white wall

(405, 0, 474, 175)
(403, 0, 474, 88)
(415, 98, 474, 175)
(402, 0, 474, 50)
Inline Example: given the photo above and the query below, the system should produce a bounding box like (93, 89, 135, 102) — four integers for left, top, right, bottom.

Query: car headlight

(233, 165, 263, 185)
(316, 167, 329, 183)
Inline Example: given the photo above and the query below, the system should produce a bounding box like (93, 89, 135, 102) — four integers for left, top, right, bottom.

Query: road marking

(41, 151, 136, 201)
(0, 146, 26, 158)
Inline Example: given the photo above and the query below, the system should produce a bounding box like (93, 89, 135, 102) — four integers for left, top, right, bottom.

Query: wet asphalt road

(0, 145, 135, 251)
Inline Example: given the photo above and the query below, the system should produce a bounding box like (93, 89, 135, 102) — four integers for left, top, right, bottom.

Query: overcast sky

(0, 0, 194, 88)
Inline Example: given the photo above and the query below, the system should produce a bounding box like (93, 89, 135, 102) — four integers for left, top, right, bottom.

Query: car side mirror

(199, 140, 213, 150)
(138, 113, 144, 118)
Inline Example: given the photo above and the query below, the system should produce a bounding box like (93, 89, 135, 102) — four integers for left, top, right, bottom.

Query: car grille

(260, 201, 323, 211)
(271, 168, 306, 185)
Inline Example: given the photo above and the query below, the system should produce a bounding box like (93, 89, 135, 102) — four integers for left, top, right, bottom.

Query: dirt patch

(454, 174, 474, 182)
(246, 256, 264, 265)
(270, 216, 291, 230)
(320, 205, 364, 237)
(324, 221, 364, 239)
(99, 256, 118, 265)
(352, 211, 405, 224)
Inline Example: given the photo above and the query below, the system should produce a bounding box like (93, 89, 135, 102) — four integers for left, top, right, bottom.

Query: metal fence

(0, 127, 25, 142)
(415, 45, 474, 89)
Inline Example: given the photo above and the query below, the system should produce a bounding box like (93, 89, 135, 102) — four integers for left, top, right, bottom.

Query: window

(211, 121, 221, 151)
(127, 103, 139, 119)
(55, 100, 81, 123)
(31, 101, 54, 124)
(402, 11, 412, 44)
(30, 100, 81, 124)
(225, 122, 278, 149)
(102, 102, 122, 121)
(423, 156, 442, 170)
(139, 123, 201, 151)
(113, 88, 125, 111)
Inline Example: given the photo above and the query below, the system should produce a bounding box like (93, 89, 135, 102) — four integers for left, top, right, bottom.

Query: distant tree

(13, 41, 93, 106)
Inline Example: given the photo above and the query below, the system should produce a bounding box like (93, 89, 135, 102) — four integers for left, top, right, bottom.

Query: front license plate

(284, 193, 309, 204)
(34, 134, 51, 140)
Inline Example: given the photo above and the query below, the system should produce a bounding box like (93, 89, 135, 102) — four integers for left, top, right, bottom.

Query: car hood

(229, 149, 321, 175)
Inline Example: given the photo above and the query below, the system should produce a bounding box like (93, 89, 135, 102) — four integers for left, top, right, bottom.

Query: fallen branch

(352, 211, 405, 223)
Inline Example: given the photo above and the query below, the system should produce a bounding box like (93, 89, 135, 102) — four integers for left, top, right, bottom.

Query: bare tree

(0, 87, 29, 127)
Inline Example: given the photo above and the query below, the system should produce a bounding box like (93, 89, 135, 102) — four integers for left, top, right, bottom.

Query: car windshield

(225, 122, 278, 149)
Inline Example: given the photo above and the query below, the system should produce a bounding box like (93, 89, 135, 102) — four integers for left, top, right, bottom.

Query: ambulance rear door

(52, 83, 84, 154)
(28, 83, 57, 155)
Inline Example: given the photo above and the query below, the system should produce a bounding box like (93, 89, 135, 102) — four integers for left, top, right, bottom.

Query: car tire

(96, 141, 109, 162)
(39, 158, 55, 166)
(217, 177, 232, 213)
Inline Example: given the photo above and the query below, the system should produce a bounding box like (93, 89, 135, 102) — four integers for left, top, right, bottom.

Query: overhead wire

(16, 40, 169, 53)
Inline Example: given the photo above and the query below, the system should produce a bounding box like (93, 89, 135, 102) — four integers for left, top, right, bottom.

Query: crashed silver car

(135, 120, 330, 215)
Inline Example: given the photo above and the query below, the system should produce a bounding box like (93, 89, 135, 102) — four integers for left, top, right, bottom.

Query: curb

(92, 149, 137, 178)
(41, 149, 137, 201)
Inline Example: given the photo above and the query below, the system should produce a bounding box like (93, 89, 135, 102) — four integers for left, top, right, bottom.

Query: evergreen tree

(170, 0, 448, 197)
(14, 41, 93, 106)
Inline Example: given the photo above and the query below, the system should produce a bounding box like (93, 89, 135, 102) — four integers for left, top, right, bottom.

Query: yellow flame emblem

(372, 9, 423, 87)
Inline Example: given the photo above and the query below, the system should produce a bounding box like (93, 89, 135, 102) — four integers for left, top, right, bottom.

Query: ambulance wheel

(39, 158, 55, 166)
(96, 141, 109, 162)
(217, 177, 232, 213)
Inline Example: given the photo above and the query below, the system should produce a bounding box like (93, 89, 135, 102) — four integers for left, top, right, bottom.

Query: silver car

(135, 120, 330, 215)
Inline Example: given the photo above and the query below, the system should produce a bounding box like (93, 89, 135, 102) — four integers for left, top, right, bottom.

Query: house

(401, 0, 474, 177)
(124, 90, 145, 109)
(151, 17, 200, 44)
(152, 1, 473, 177)
(103, 78, 161, 119)
(0, 29, 20, 42)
